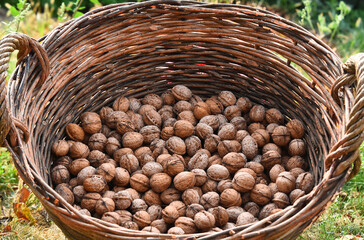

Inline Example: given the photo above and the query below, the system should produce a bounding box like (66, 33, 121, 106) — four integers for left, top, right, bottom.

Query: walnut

(289, 189, 305, 204)
(173, 101, 193, 114)
(200, 192, 220, 209)
(224, 105, 241, 121)
(141, 226, 160, 233)
(289, 168, 305, 179)
(87, 133, 107, 151)
(120, 132, 143, 150)
(195, 123, 213, 139)
(51, 165, 70, 185)
(208, 154, 222, 167)
(142, 109, 162, 128)
(218, 91, 236, 107)
(232, 172, 255, 193)
(167, 226, 185, 235)
(131, 199, 148, 213)
(52, 140, 69, 157)
(220, 188, 242, 208)
(193, 102, 211, 120)
(177, 111, 196, 126)
(161, 90, 176, 106)
(266, 123, 279, 136)
(80, 112, 102, 134)
(112, 96, 130, 112)
(83, 175, 107, 193)
(241, 135, 258, 160)
(236, 168, 257, 179)
(216, 114, 228, 126)
(286, 119, 305, 139)
(118, 154, 139, 173)
(226, 206, 245, 222)
(288, 139, 306, 156)
(81, 192, 102, 212)
(104, 137, 120, 157)
(140, 125, 161, 144)
(87, 150, 106, 168)
(147, 205, 163, 222)
(148, 173, 171, 193)
(269, 164, 285, 183)
(217, 179, 233, 193)
(164, 154, 185, 176)
(115, 210, 133, 224)
(165, 136, 186, 155)
(158, 105, 174, 122)
(236, 212, 257, 226)
(162, 205, 179, 224)
(142, 162, 163, 177)
(247, 122, 265, 135)
(207, 164, 230, 181)
(102, 190, 115, 199)
(236, 97, 252, 113)
(191, 169, 208, 187)
(121, 221, 139, 230)
(261, 150, 281, 171)
(252, 129, 270, 147)
(113, 167, 130, 187)
(160, 188, 181, 205)
(244, 202, 260, 218)
(55, 183, 74, 205)
(185, 135, 202, 157)
(95, 197, 115, 216)
(172, 85, 192, 101)
(54, 156, 72, 167)
(194, 210, 215, 231)
(202, 179, 218, 193)
(175, 217, 197, 234)
(66, 123, 85, 142)
(113, 190, 132, 210)
(262, 143, 282, 155)
(142, 93, 163, 110)
(130, 173, 150, 193)
(190, 94, 204, 107)
(206, 206, 228, 227)
(250, 184, 272, 206)
(205, 97, 224, 115)
(218, 140, 242, 157)
(101, 212, 121, 225)
(139, 104, 156, 115)
(186, 203, 204, 218)
(201, 135, 219, 154)
(265, 108, 284, 125)
(69, 142, 89, 159)
(188, 152, 209, 171)
(222, 222, 236, 230)
(276, 171, 296, 194)
(272, 126, 291, 147)
(129, 97, 142, 112)
(182, 189, 200, 205)
(174, 171, 196, 191)
(286, 155, 307, 171)
(133, 210, 151, 228)
(272, 192, 290, 209)
(249, 105, 265, 122)
(199, 115, 219, 131)
(258, 203, 277, 220)
(296, 172, 314, 193)
(126, 188, 141, 200)
(170, 200, 187, 217)
(76, 166, 96, 185)
(218, 123, 237, 140)
(221, 152, 246, 173)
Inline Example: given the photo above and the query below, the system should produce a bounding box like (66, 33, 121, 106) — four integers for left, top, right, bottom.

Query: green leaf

(90, 0, 101, 5)
(78, 6, 86, 10)
(9, 6, 20, 17)
(74, 11, 83, 18)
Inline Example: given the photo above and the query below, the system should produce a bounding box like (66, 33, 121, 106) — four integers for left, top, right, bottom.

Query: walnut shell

(52, 140, 69, 157)
(167, 226, 185, 235)
(286, 155, 307, 171)
(250, 184, 272, 206)
(244, 202, 260, 218)
(164, 154, 185, 176)
(269, 164, 285, 183)
(252, 129, 270, 147)
(162, 205, 179, 224)
(205, 97, 224, 115)
(131, 199, 148, 213)
(113, 167, 130, 186)
(182, 189, 200, 205)
(236, 212, 257, 226)
(188, 152, 209, 171)
(121, 221, 139, 230)
(165, 136, 186, 155)
(83, 175, 107, 193)
(289, 189, 305, 204)
(218, 91, 236, 107)
(232, 172, 255, 193)
(296, 172, 314, 193)
(69, 142, 90, 159)
(249, 105, 265, 122)
(133, 210, 151, 228)
(265, 108, 284, 125)
(101, 212, 121, 225)
(193, 102, 211, 120)
(81, 192, 102, 212)
(160, 188, 181, 205)
(142, 162, 163, 177)
(147, 205, 163, 222)
(95, 197, 115, 216)
(242, 135, 259, 160)
(286, 119, 305, 139)
(150, 173, 172, 193)
(276, 171, 296, 194)
(66, 123, 85, 142)
(172, 85, 192, 101)
(174, 120, 194, 138)
(130, 173, 150, 193)
(113, 190, 132, 210)
(174, 171, 196, 191)
(51, 165, 70, 185)
(161, 90, 176, 106)
(200, 192, 220, 209)
(191, 169, 208, 187)
(261, 150, 281, 171)
(118, 154, 139, 173)
(170, 200, 187, 217)
(55, 183, 74, 205)
(224, 105, 241, 121)
(96, 162, 116, 182)
(140, 125, 161, 144)
(185, 135, 202, 157)
(175, 216, 197, 234)
(272, 192, 290, 209)
(80, 112, 102, 134)
(272, 126, 291, 147)
(142, 93, 163, 110)
(222, 152, 246, 173)
(194, 210, 216, 231)
(288, 139, 306, 156)
(220, 188, 242, 208)
(258, 203, 277, 220)
(122, 132, 144, 149)
(143, 190, 161, 208)
(226, 206, 245, 222)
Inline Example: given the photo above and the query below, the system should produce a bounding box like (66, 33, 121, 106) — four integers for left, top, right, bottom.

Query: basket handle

(327, 53, 364, 181)
(0, 33, 49, 146)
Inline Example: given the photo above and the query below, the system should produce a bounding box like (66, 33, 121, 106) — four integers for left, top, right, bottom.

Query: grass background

(0, 0, 363, 239)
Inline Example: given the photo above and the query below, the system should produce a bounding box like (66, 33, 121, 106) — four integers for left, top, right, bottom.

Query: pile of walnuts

(51, 85, 314, 234)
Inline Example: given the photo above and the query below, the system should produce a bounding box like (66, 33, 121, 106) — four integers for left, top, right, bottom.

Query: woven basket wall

(0, 1, 363, 239)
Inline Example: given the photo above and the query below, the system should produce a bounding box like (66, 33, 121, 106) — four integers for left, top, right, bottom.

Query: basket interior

(8, 1, 345, 239)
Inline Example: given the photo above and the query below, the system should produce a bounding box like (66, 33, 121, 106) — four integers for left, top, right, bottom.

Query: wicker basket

(0, 1, 363, 239)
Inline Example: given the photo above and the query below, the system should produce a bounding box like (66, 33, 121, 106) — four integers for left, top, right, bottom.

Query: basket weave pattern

(0, 1, 363, 239)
